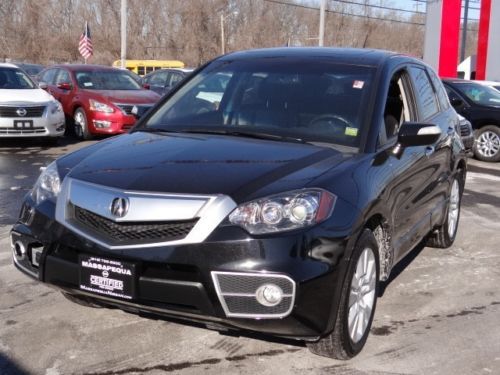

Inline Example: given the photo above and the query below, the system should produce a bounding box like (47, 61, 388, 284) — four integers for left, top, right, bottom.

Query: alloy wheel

(448, 179, 460, 238)
(348, 247, 376, 344)
(74, 111, 85, 138)
(476, 130, 500, 158)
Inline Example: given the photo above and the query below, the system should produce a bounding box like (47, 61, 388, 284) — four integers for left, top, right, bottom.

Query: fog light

(14, 241, 26, 258)
(255, 284, 283, 307)
(93, 120, 111, 128)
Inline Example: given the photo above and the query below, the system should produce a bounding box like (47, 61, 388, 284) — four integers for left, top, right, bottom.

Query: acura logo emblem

(110, 197, 129, 218)
(16, 108, 27, 117)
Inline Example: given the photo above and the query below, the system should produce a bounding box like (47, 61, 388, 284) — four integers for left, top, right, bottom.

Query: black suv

(11, 48, 467, 359)
(443, 78, 500, 162)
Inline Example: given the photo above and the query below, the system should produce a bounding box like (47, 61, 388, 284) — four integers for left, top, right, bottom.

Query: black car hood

(61, 131, 347, 202)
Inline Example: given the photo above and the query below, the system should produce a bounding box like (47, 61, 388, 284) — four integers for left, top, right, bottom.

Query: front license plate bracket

(79, 255, 136, 300)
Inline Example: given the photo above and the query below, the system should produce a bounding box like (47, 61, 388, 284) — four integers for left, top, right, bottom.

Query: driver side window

(380, 70, 413, 146)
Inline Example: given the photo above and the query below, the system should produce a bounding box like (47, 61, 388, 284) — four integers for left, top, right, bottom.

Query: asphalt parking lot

(1, 138, 500, 375)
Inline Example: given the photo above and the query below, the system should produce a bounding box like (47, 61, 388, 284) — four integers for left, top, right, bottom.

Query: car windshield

(456, 82, 500, 106)
(18, 64, 43, 76)
(75, 70, 142, 90)
(143, 58, 375, 148)
(0, 67, 36, 89)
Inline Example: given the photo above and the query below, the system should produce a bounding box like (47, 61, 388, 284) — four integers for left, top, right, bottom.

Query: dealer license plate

(79, 255, 136, 300)
(13, 120, 34, 129)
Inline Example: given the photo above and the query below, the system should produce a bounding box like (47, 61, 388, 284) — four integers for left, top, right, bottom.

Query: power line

(263, 0, 480, 30)
(263, 0, 425, 26)
(330, 0, 425, 15)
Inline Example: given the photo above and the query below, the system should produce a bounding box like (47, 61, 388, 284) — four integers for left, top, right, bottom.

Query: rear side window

(408, 66, 439, 120)
(427, 67, 450, 110)
(55, 70, 70, 85)
(40, 69, 57, 85)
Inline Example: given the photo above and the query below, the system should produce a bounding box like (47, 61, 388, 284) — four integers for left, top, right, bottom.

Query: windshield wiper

(177, 128, 311, 144)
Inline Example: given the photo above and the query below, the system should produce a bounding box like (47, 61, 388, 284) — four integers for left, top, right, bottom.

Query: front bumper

(462, 134, 474, 155)
(11, 199, 351, 340)
(0, 110, 65, 138)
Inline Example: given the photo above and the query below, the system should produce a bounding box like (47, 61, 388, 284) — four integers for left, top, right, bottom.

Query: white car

(0, 63, 65, 139)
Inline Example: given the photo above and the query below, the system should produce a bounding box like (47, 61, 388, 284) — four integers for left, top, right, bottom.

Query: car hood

(86, 89, 160, 104)
(0, 88, 54, 105)
(60, 131, 347, 201)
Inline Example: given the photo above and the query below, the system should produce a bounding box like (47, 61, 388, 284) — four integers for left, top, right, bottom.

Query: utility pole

(460, 0, 470, 63)
(220, 14, 225, 55)
(120, 0, 127, 69)
(319, 0, 326, 46)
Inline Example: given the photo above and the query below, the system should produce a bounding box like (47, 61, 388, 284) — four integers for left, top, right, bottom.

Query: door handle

(425, 146, 435, 157)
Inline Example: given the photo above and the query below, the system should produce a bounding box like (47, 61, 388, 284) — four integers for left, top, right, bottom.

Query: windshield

(75, 70, 142, 90)
(143, 58, 375, 148)
(456, 82, 500, 106)
(0, 67, 36, 89)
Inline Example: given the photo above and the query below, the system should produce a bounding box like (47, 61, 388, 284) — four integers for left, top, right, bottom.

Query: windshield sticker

(345, 127, 358, 136)
(83, 82, 93, 87)
(353, 80, 364, 89)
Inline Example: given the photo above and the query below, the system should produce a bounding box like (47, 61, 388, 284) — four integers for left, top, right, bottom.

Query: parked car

(14, 63, 45, 81)
(475, 80, 500, 92)
(142, 68, 193, 95)
(457, 114, 474, 155)
(37, 64, 161, 140)
(11, 48, 466, 360)
(443, 78, 500, 162)
(0, 63, 64, 140)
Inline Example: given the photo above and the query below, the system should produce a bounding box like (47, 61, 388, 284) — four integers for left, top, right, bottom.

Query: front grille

(117, 104, 134, 115)
(0, 126, 46, 134)
(18, 202, 35, 225)
(116, 104, 152, 116)
(460, 123, 472, 137)
(74, 205, 198, 245)
(0, 106, 45, 118)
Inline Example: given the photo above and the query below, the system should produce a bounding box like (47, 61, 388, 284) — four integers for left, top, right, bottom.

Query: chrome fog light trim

(211, 271, 296, 319)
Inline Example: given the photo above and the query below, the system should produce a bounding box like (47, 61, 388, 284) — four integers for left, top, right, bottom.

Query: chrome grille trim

(55, 177, 237, 249)
(115, 103, 153, 116)
(0, 105, 46, 117)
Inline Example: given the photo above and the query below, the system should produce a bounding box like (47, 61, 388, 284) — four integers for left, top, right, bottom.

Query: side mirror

(57, 82, 72, 90)
(397, 122, 441, 147)
(38, 81, 48, 90)
(450, 97, 464, 108)
(142, 83, 150, 90)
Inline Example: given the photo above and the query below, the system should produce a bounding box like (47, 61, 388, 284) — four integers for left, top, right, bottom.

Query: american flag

(78, 22, 93, 61)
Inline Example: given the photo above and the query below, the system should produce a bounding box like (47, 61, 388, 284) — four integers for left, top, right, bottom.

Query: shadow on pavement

(0, 352, 31, 375)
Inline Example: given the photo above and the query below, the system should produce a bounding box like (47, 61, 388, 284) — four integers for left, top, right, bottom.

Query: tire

(62, 292, 102, 308)
(307, 229, 379, 359)
(426, 173, 463, 248)
(73, 108, 93, 140)
(473, 125, 500, 162)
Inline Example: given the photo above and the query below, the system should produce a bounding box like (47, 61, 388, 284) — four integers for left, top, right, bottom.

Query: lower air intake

(211, 271, 295, 319)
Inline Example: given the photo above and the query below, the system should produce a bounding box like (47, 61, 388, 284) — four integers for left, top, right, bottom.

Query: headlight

(31, 162, 61, 205)
(89, 99, 114, 113)
(229, 189, 336, 234)
(50, 100, 63, 114)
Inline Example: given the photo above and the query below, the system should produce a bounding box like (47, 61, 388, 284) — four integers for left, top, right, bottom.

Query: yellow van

(112, 60, 185, 76)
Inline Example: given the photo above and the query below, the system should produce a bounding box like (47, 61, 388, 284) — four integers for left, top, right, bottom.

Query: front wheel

(73, 108, 93, 140)
(426, 175, 462, 248)
(307, 229, 379, 359)
(473, 125, 500, 162)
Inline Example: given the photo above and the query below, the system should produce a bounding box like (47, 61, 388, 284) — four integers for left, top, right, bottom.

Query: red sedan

(38, 65, 160, 139)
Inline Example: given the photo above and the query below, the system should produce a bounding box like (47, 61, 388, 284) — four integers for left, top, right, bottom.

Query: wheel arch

(364, 214, 393, 281)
